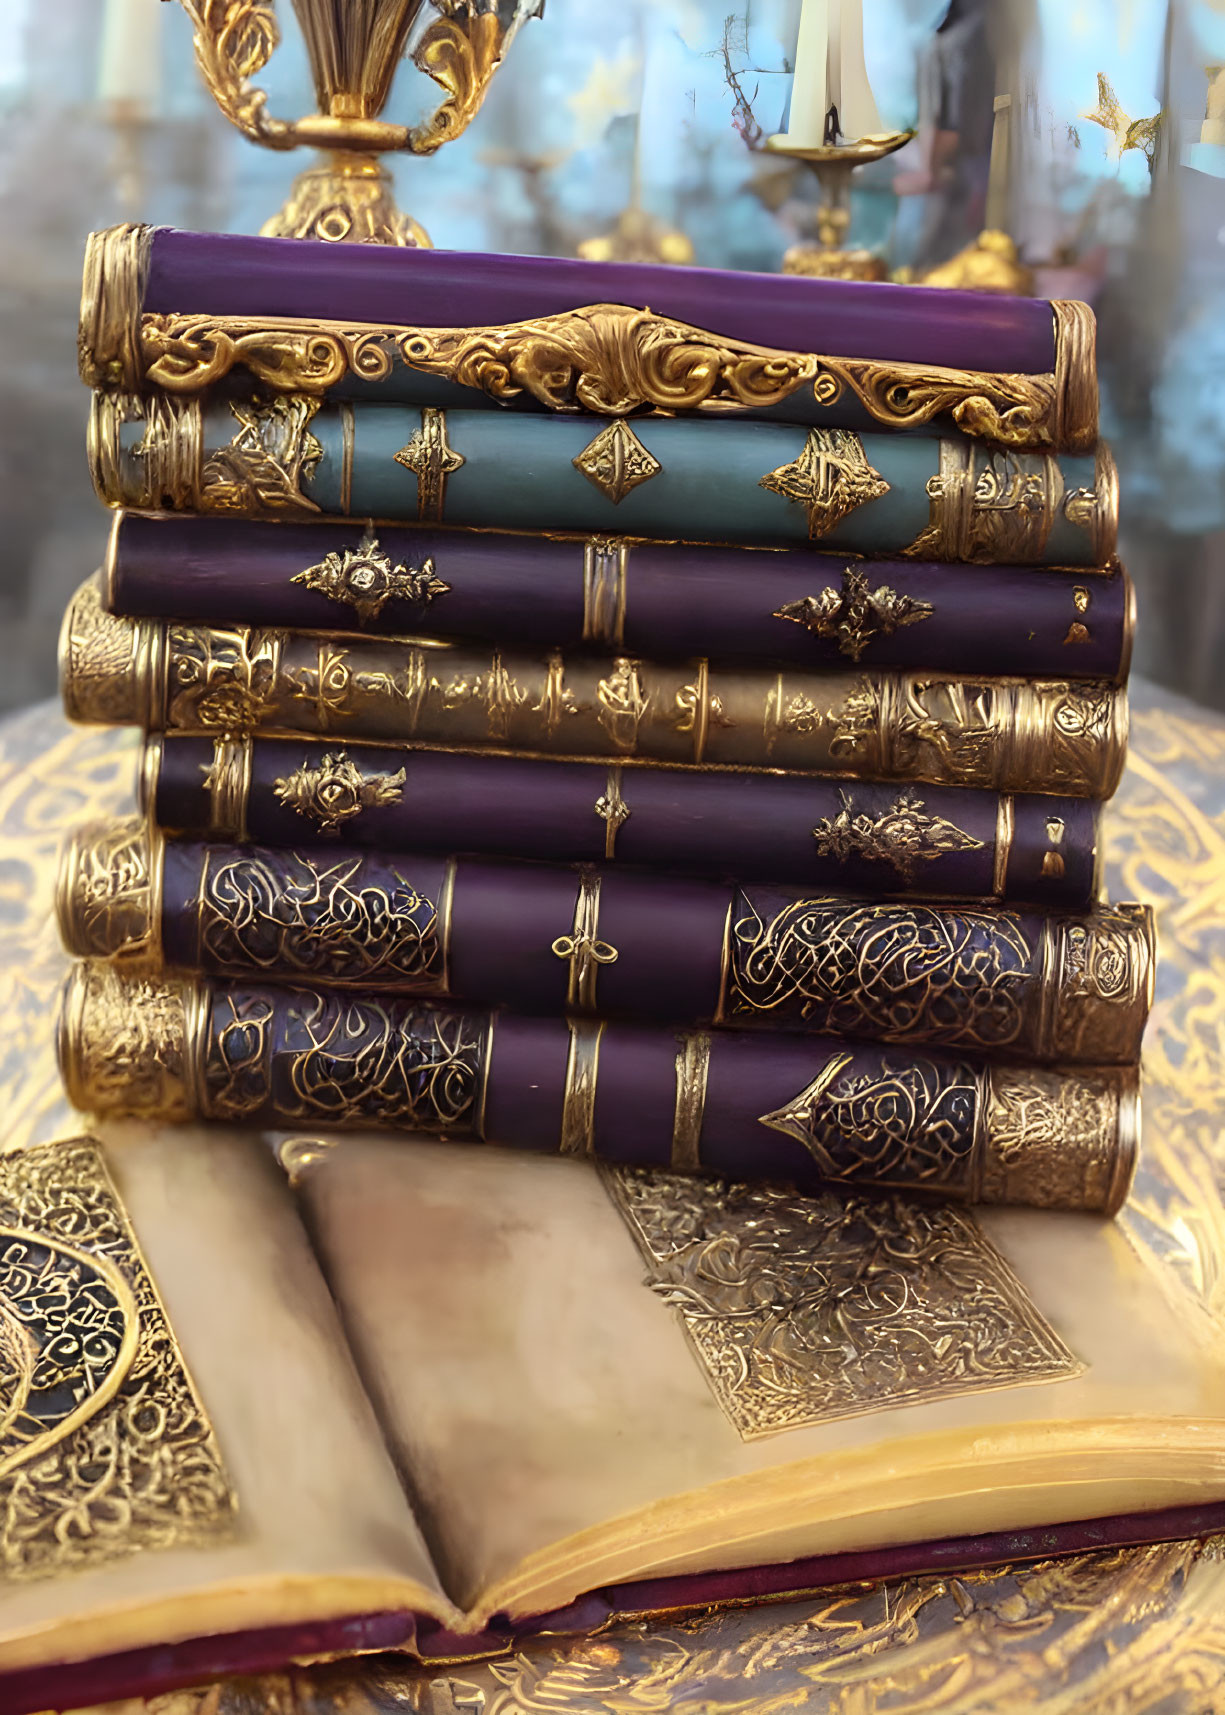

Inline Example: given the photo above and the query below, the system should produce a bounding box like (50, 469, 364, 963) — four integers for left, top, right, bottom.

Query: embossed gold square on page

(0, 1138, 236, 1581)
(604, 1167, 1081, 1440)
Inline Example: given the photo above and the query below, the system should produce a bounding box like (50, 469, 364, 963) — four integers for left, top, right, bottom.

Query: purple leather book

(145, 734, 1104, 909)
(104, 512, 1134, 682)
(79, 224, 1097, 451)
(60, 821, 1153, 1068)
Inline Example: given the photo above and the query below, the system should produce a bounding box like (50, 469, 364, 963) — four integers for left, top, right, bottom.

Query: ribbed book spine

(62, 582, 1128, 798)
(60, 818, 1153, 1066)
(144, 732, 1102, 908)
(59, 960, 1139, 1215)
(104, 513, 1133, 681)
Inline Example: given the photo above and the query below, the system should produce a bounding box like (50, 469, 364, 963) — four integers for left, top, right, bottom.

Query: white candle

(97, 0, 162, 109)
(770, 0, 884, 149)
(782, 0, 830, 149)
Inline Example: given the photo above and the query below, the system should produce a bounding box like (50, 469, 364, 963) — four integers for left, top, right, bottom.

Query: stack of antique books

(56, 221, 1149, 1213)
(8, 222, 1206, 1715)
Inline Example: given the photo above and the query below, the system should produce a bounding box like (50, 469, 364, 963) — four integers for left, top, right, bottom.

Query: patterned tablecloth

(4, 678, 1225, 1715)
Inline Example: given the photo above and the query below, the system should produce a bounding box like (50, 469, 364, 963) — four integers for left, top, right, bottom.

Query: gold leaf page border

(604, 1166, 1080, 1440)
(0, 1138, 237, 1581)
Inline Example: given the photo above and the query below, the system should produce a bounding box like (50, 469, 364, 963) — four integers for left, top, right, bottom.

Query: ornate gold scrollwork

(810, 787, 983, 883)
(293, 537, 450, 625)
(56, 816, 162, 970)
(572, 419, 662, 504)
(113, 293, 1092, 451)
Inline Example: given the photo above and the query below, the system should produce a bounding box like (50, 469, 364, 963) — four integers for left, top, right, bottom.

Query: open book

(3, 1123, 1225, 1714)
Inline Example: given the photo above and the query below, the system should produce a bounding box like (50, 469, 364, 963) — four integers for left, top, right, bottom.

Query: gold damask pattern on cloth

(28, 681, 1225, 1712)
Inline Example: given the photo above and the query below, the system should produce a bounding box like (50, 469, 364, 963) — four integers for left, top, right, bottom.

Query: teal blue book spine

(91, 394, 1116, 568)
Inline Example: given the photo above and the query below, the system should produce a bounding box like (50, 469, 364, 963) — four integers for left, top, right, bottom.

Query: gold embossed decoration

(759, 428, 890, 538)
(605, 1166, 1079, 1438)
(0, 1139, 235, 1580)
(572, 420, 662, 504)
(201, 398, 324, 516)
(273, 751, 406, 834)
(393, 407, 465, 520)
(119, 300, 1094, 449)
(776, 567, 934, 661)
(292, 537, 449, 625)
(199, 850, 442, 988)
(811, 787, 984, 882)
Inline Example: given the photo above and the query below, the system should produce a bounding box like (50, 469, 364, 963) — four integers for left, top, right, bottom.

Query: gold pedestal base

(261, 153, 431, 247)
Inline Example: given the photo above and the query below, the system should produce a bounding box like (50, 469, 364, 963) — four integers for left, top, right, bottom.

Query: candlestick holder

(764, 132, 912, 280)
(175, 0, 542, 246)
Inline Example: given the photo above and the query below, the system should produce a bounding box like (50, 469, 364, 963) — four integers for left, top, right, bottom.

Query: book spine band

(61, 582, 1128, 798)
(58, 960, 1139, 1215)
(86, 392, 1117, 566)
(78, 223, 1098, 452)
(58, 819, 1154, 1065)
(144, 735, 1103, 908)
(104, 512, 1134, 681)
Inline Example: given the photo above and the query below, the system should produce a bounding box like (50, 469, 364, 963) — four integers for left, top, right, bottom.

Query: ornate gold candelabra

(764, 132, 912, 280)
(175, 0, 542, 245)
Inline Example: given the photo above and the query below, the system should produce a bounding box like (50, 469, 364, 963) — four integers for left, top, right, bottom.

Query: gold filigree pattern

(572, 419, 662, 504)
(393, 406, 465, 520)
(165, 619, 282, 735)
(292, 537, 449, 625)
(55, 815, 160, 968)
(58, 961, 199, 1123)
(0, 1139, 235, 1581)
(981, 1064, 1137, 1214)
(605, 1166, 1079, 1439)
(775, 567, 934, 660)
(273, 750, 406, 834)
(204, 987, 489, 1133)
(729, 897, 1036, 1052)
(198, 850, 442, 988)
(759, 428, 890, 538)
(810, 787, 984, 882)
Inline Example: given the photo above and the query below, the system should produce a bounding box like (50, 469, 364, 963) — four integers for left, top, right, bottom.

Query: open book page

(296, 1134, 1225, 1622)
(0, 1124, 454, 1679)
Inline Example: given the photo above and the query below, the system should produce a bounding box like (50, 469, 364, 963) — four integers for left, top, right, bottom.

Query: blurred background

(0, 0, 1221, 711)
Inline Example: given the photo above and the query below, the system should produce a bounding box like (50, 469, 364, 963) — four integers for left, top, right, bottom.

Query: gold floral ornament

(292, 537, 450, 625)
(174, 0, 544, 246)
(273, 751, 407, 834)
(760, 428, 890, 538)
(776, 567, 934, 661)
(811, 787, 983, 882)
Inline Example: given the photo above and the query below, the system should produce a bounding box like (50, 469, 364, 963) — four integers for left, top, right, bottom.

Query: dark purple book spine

(105, 513, 1133, 682)
(61, 824, 1152, 1065)
(140, 227, 1058, 373)
(61, 964, 1138, 1214)
(145, 735, 1103, 909)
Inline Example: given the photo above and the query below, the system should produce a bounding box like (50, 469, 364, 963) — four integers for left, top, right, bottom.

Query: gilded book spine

(59, 819, 1154, 1066)
(80, 222, 1098, 450)
(62, 582, 1128, 798)
(145, 733, 1103, 909)
(105, 512, 1135, 681)
(58, 961, 1139, 1214)
(86, 392, 1117, 565)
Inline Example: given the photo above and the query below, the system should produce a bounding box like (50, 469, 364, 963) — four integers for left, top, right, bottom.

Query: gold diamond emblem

(760, 428, 890, 539)
(573, 420, 662, 505)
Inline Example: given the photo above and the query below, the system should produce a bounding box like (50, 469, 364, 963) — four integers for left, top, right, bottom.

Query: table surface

(4, 679, 1225, 1715)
